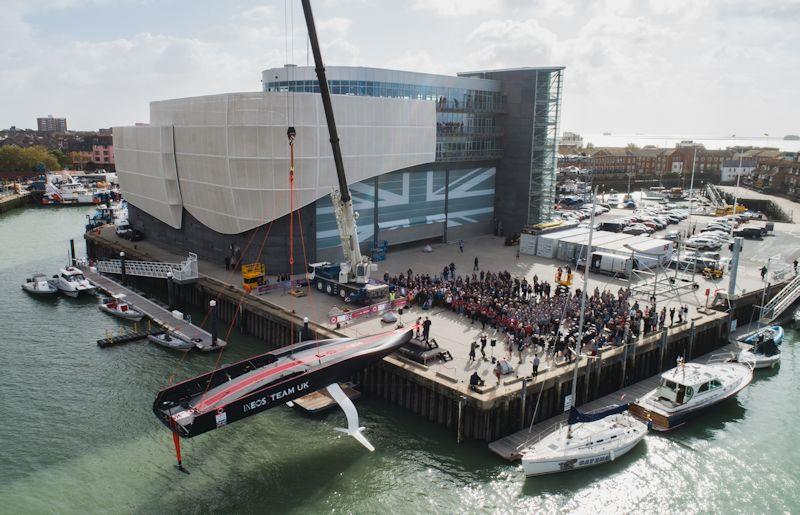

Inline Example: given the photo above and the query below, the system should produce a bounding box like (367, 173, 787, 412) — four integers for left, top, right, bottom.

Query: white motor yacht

(629, 359, 753, 431)
(56, 267, 96, 297)
(521, 407, 648, 477)
(21, 273, 59, 296)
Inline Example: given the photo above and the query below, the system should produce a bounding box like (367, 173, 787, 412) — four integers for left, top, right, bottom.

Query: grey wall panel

(117, 92, 435, 236)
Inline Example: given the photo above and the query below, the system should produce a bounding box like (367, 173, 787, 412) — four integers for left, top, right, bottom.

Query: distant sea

(582, 133, 800, 152)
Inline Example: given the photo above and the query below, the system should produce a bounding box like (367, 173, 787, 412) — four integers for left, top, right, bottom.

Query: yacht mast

(569, 186, 599, 415)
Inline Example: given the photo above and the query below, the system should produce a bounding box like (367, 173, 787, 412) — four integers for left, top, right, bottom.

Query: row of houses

(749, 159, 800, 200)
(559, 142, 797, 183)
(0, 128, 115, 171)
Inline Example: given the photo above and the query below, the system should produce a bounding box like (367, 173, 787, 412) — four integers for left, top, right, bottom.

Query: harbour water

(2, 206, 799, 513)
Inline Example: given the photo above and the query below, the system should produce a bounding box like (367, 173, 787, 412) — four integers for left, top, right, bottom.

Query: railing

(760, 273, 800, 321)
(436, 99, 506, 114)
(436, 148, 504, 162)
(436, 126, 503, 138)
(93, 253, 198, 283)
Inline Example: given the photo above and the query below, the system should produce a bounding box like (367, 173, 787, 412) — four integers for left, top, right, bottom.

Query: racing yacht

(154, 327, 412, 450)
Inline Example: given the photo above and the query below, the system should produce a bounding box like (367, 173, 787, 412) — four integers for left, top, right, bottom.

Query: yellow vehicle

(555, 267, 574, 287)
(241, 263, 266, 292)
(714, 204, 747, 217)
(702, 267, 723, 279)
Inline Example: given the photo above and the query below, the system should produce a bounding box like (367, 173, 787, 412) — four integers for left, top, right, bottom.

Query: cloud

(239, 5, 273, 20)
(412, 0, 502, 17)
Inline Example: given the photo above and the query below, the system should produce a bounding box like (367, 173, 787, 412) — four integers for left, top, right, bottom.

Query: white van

(580, 251, 634, 278)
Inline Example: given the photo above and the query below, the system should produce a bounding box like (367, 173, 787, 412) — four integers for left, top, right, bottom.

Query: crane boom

(300, 0, 350, 203)
(301, 0, 376, 289)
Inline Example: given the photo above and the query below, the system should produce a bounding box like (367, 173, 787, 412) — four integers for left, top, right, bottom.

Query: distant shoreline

(580, 133, 800, 152)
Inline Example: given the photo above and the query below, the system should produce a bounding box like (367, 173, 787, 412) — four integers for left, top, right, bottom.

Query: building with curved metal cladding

(115, 65, 563, 272)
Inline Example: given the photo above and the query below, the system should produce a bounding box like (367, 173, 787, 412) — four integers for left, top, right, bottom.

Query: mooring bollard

(166, 271, 175, 310)
(210, 300, 218, 347)
(120, 251, 126, 286)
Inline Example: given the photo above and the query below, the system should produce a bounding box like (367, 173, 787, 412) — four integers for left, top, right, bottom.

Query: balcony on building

(435, 148, 504, 162)
(435, 97, 507, 114)
(436, 124, 504, 139)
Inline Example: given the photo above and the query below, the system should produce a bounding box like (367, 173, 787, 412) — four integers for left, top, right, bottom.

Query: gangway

(706, 184, 724, 209)
(758, 273, 800, 323)
(92, 253, 198, 284)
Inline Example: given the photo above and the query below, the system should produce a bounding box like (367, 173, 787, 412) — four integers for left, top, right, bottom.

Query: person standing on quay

(532, 354, 540, 380)
(474, 256, 479, 271)
(459, 239, 464, 253)
(422, 317, 432, 342)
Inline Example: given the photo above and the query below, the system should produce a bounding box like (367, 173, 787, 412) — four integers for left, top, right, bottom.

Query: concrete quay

(0, 191, 30, 214)
(83, 222, 785, 442)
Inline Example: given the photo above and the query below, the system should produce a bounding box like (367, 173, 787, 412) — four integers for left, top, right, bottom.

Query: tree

(586, 142, 594, 149)
(49, 148, 70, 169)
(626, 143, 639, 149)
(0, 145, 58, 175)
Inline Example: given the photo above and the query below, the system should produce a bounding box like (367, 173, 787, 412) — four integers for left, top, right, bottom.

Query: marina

(81, 267, 226, 352)
(2, 0, 799, 511)
(2, 207, 798, 512)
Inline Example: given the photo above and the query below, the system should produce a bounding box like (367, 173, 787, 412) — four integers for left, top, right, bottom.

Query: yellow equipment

(714, 204, 747, 217)
(241, 263, 266, 292)
(555, 268, 574, 287)
(702, 267, 723, 279)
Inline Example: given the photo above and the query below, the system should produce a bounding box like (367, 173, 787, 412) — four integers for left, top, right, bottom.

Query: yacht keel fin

(326, 383, 375, 452)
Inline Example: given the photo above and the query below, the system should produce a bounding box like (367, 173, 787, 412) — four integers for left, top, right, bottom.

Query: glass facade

(527, 69, 563, 224)
(264, 78, 504, 163)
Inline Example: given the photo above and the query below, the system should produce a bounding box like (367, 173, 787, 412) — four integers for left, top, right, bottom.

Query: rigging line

(294, 199, 320, 340)
(290, 0, 296, 124)
(164, 299, 215, 385)
(283, 0, 290, 124)
(198, 220, 277, 399)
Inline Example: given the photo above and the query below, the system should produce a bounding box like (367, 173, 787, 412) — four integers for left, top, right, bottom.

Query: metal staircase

(93, 253, 198, 283)
(706, 184, 724, 208)
(759, 273, 800, 322)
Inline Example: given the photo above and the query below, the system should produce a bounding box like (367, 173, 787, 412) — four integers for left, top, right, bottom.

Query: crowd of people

(387, 262, 691, 379)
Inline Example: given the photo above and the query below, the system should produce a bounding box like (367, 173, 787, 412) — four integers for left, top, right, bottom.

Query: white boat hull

(521, 413, 648, 477)
(738, 349, 780, 369)
(523, 434, 645, 477)
(98, 303, 144, 322)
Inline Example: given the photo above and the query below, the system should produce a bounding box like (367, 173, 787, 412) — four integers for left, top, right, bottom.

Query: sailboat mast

(569, 186, 599, 405)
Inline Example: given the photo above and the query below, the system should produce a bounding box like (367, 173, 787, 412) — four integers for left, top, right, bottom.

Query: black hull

(153, 329, 411, 437)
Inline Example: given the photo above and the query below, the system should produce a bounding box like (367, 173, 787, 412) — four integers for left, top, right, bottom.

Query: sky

(1, 0, 798, 136)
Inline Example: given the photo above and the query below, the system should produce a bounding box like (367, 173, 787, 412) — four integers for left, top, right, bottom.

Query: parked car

(685, 237, 721, 251)
(115, 221, 143, 241)
(664, 230, 681, 241)
(623, 224, 651, 235)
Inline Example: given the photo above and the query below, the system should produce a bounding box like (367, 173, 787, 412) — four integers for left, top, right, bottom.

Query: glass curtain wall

(265, 79, 505, 162)
(527, 69, 562, 224)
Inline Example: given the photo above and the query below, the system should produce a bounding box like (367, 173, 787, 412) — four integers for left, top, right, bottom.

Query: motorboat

(148, 331, 196, 351)
(55, 267, 97, 297)
(521, 405, 648, 477)
(743, 325, 783, 346)
(153, 327, 412, 450)
(21, 273, 59, 296)
(738, 325, 782, 369)
(98, 294, 144, 322)
(629, 358, 753, 431)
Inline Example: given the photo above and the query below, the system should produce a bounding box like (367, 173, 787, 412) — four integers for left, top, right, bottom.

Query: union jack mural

(316, 167, 495, 250)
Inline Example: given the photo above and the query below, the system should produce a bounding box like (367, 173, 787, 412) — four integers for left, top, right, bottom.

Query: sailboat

(521, 187, 648, 477)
